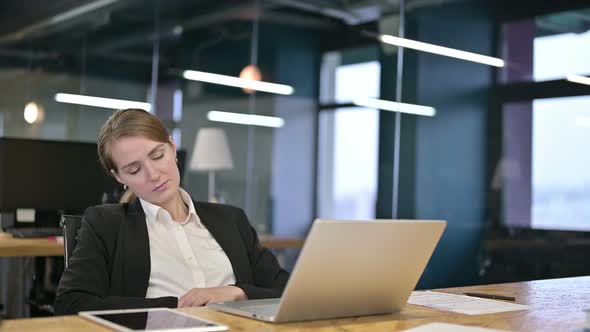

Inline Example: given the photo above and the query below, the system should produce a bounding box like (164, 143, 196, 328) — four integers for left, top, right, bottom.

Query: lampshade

(190, 128, 234, 171)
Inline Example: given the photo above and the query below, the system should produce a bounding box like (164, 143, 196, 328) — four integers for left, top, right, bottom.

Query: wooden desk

(0, 233, 301, 257)
(0, 233, 62, 257)
(259, 235, 304, 250)
(2, 276, 588, 331)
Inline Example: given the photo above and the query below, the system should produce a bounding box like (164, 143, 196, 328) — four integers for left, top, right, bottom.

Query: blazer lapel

(122, 198, 151, 297)
(194, 201, 250, 284)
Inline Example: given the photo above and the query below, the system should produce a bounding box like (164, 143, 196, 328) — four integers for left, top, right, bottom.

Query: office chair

(59, 215, 82, 268)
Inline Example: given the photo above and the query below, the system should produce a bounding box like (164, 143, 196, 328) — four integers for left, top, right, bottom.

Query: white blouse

(140, 189, 236, 299)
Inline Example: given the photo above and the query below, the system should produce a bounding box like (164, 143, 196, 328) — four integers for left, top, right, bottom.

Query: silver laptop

(208, 219, 446, 323)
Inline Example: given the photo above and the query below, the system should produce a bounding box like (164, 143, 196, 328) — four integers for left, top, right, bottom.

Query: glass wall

(181, 95, 280, 232)
(0, 10, 320, 235)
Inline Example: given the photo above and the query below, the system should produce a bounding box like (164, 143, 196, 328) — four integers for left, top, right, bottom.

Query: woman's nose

(145, 161, 160, 181)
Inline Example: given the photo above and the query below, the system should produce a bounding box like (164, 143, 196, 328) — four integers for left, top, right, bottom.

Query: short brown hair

(97, 108, 171, 203)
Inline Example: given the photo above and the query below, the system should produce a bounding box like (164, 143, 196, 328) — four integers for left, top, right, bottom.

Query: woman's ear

(111, 169, 123, 185)
(169, 136, 177, 153)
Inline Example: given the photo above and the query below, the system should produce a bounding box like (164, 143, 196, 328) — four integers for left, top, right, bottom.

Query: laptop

(208, 219, 446, 323)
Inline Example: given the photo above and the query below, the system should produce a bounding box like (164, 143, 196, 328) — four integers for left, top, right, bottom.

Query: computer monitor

(0, 138, 118, 213)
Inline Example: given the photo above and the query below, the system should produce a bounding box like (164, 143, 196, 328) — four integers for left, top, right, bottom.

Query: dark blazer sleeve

(54, 207, 177, 315)
(232, 208, 290, 299)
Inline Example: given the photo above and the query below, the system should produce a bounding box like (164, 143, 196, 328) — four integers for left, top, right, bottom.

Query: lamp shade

(190, 128, 234, 171)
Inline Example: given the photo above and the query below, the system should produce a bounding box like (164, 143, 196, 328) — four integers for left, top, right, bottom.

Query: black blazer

(55, 198, 289, 315)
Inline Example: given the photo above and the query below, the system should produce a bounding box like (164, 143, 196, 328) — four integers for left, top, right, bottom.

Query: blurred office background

(1, 0, 590, 318)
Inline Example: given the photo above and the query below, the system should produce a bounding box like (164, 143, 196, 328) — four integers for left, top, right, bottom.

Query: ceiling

(0, 0, 588, 74)
(0, 0, 412, 80)
(0, 0, 395, 51)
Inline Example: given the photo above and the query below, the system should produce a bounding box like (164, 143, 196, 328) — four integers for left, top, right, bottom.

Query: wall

(377, 1, 495, 288)
(412, 2, 494, 288)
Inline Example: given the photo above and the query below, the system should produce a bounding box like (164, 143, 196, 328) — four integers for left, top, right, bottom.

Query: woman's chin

(152, 185, 179, 203)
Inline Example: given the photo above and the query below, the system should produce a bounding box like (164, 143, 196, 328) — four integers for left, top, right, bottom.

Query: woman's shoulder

(85, 202, 128, 214)
(83, 203, 133, 228)
(194, 201, 244, 217)
(193, 201, 249, 226)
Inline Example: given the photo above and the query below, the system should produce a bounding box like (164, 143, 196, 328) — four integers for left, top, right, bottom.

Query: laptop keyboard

(6, 227, 62, 238)
(240, 304, 278, 317)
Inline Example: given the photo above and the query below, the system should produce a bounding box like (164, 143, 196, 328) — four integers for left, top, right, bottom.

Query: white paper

(408, 291, 529, 315)
(403, 322, 511, 332)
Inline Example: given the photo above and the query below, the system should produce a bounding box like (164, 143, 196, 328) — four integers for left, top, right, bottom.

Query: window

(534, 31, 590, 81)
(501, 8, 590, 83)
(317, 56, 380, 220)
(532, 95, 590, 230)
(502, 95, 590, 231)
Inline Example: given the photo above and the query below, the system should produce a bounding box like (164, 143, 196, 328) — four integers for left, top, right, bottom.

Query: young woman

(55, 108, 288, 315)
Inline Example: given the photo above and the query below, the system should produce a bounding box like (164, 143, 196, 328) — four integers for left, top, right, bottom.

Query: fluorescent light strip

(183, 70, 294, 95)
(567, 74, 590, 86)
(379, 34, 505, 67)
(575, 117, 590, 128)
(55, 93, 151, 111)
(353, 98, 436, 117)
(207, 111, 285, 128)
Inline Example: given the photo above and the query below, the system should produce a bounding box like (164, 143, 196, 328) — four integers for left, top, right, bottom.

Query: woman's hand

(178, 286, 247, 307)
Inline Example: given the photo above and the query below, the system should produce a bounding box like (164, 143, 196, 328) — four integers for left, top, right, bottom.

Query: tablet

(79, 308, 229, 332)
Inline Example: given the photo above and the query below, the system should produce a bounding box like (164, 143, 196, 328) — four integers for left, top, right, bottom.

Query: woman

(55, 108, 289, 315)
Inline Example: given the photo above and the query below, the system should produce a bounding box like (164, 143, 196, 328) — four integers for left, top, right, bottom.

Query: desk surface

(0, 233, 303, 257)
(1, 276, 588, 332)
(259, 235, 304, 250)
(0, 233, 63, 257)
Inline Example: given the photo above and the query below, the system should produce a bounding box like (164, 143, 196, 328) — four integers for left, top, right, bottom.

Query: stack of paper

(408, 291, 529, 315)
(403, 322, 511, 332)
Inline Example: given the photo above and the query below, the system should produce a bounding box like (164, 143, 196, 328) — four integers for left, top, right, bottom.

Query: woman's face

(110, 135, 180, 206)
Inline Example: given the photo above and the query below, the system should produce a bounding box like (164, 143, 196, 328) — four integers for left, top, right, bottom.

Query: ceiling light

(379, 34, 504, 67)
(23, 102, 45, 124)
(183, 70, 294, 95)
(54, 93, 151, 111)
(239, 65, 262, 94)
(567, 74, 590, 86)
(207, 111, 285, 128)
(575, 117, 590, 128)
(353, 98, 436, 117)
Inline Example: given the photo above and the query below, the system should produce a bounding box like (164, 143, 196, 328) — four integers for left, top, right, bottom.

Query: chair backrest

(59, 214, 82, 268)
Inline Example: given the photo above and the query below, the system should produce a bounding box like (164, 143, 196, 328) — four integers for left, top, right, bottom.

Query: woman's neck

(161, 191, 189, 222)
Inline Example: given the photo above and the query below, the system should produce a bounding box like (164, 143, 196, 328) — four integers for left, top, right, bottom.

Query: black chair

(59, 215, 82, 268)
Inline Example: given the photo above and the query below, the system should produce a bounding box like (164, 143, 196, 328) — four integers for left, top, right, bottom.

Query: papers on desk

(408, 291, 529, 315)
(403, 322, 511, 332)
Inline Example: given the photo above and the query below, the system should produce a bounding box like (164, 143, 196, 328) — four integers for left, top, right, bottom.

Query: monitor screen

(0, 138, 118, 212)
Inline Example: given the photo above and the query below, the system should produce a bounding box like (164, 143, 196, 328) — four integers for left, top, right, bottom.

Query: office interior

(0, 0, 590, 320)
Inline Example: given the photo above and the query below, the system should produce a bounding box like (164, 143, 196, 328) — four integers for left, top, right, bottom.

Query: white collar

(139, 188, 200, 226)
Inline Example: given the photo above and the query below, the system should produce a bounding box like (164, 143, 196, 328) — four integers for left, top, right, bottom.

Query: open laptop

(208, 219, 446, 323)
